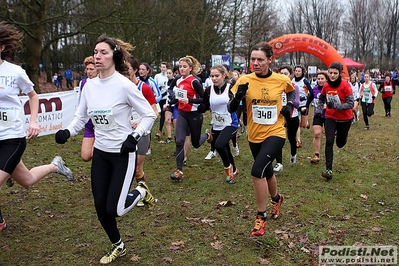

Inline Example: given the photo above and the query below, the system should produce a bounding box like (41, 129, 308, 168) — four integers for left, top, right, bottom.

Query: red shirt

(322, 81, 353, 121)
(176, 75, 200, 112)
(137, 80, 156, 105)
(381, 81, 394, 99)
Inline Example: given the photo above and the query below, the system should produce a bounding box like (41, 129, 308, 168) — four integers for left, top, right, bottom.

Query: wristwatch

(130, 132, 141, 142)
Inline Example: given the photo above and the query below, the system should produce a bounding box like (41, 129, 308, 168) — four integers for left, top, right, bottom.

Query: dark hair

(95, 34, 133, 75)
(160, 61, 171, 68)
(126, 55, 140, 71)
(294, 65, 306, 76)
(140, 62, 152, 77)
(279, 65, 293, 75)
(329, 62, 343, 74)
(251, 42, 273, 58)
(0, 21, 23, 62)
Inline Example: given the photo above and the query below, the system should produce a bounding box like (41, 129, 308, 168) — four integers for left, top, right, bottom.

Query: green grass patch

(1, 103, 398, 265)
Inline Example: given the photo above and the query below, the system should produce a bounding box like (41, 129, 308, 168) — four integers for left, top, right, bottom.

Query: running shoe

(183, 157, 187, 166)
(273, 163, 283, 172)
(226, 168, 238, 184)
(6, 177, 14, 187)
(204, 151, 216, 160)
(146, 148, 152, 155)
(99, 244, 126, 264)
(136, 199, 145, 207)
(290, 154, 297, 166)
(364, 126, 370, 130)
(51, 156, 73, 181)
(137, 181, 155, 205)
(250, 216, 267, 236)
(0, 220, 6, 231)
(170, 170, 184, 182)
(241, 125, 246, 134)
(155, 130, 162, 139)
(233, 145, 239, 157)
(321, 169, 333, 181)
(310, 154, 320, 164)
(296, 141, 302, 148)
(164, 138, 172, 144)
(270, 194, 284, 220)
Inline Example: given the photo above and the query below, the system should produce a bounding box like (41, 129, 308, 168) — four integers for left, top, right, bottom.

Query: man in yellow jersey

(228, 41, 295, 236)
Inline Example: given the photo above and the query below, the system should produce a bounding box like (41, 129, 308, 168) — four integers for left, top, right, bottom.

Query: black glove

(280, 102, 293, 119)
(120, 135, 138, 154)
(372, 96, 376, 100)
(55, 129, 70, 144)
(300, 96, 307, 101)
(235, 82, 249, 101)
(326, 102, 335, 109)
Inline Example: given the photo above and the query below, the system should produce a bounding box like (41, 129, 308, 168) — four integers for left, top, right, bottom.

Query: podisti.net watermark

(319, 245, 397, 265)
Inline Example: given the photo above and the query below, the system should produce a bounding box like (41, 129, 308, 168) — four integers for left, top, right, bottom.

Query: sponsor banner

(319, 245, 397, 265)
(20, 89, 79, 137)
(211, 55, 232, 70)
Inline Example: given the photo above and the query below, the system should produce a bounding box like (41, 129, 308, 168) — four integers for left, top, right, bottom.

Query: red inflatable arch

(269, 34, 349, 79)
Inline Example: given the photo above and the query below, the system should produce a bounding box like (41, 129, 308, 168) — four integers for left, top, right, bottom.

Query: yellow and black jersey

(231, 72, 294, 143)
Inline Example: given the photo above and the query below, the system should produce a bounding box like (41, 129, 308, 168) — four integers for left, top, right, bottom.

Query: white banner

(19, 89, 80, 137)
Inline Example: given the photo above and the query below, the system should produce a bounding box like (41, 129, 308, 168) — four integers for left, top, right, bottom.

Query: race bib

(174, 87, 187, 100)
(363, 90, 371, 99)
(0, 107, 17, 129)
(281, 92, 287, 107)
(326, 94, 341, 105)
(212, 111, 232, 126)
(131, 109, 142, 123)
(385, 86, 392, 92)
(88, 108, 117, 131)
(252, 105, 278, 125)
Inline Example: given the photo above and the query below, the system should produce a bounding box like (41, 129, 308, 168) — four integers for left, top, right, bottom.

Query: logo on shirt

(251, 87, 278, 105)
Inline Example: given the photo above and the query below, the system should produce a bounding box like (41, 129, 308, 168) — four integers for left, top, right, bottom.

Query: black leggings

(361, 102, 374, 126)
(249, 136, 285, 179)
(175, 110, 207, 170)
(324, 118, 352, 170)
(91, 148, 141, 243)
(213, 126, 238, 170)
(236, 104, 247, 126)
(382, 97, 392, 115)
(158, 99, 167, 131)
(276, 117, 299, 163)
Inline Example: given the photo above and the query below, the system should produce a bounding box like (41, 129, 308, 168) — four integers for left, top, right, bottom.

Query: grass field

(1, 101, 398, 266)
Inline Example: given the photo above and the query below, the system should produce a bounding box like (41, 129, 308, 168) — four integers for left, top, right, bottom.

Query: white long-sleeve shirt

(67, 71, 156, 153)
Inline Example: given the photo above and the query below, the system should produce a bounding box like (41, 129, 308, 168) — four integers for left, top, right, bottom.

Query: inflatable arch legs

(269, 34, 349, 79)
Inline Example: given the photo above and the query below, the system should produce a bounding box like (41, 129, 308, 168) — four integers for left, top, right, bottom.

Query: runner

(228, 41, 295, 236)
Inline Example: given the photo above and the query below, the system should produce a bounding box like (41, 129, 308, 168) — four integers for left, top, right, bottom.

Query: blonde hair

(350, 74, 357, 82)
(83, 56, 95, 67)
(210, 64, 231, 83)
(179, 55, 201, 76)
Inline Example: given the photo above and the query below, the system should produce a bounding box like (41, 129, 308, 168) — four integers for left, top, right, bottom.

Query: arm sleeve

(167, 77, 178, 105)
(373, 83, 378, 98)
(305, 86, 315, 109)
(336, 94, 354, 110)
(197, 87, 210, 113)
(286, 90, 296, 106)
(315, 91, 326, 114)
(188, 79, 204, 104)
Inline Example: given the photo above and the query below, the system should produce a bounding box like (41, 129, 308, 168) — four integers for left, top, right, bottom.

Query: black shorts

(0, 137, 26, 174)
(312, 116, 325, 127)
